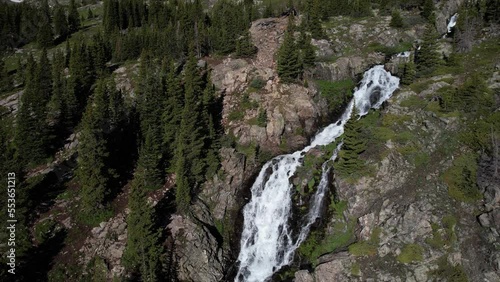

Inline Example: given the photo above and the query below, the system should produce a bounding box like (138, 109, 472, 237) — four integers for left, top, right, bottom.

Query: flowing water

(235, 65, 400, 282)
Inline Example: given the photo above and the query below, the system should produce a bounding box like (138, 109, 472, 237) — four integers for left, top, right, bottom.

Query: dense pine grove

(0, 0, 499, 280)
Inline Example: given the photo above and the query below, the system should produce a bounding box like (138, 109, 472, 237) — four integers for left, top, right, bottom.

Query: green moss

(425, 215, 457, 250)
(348, 241, 377, 256)
(429, 256, 468, 282)
(316, 79, 354, 116)
(351, 262, 361, 276)
(397, 244, 424, 263)
(34, 219, 60, 244)
(299, 219, 356, 266)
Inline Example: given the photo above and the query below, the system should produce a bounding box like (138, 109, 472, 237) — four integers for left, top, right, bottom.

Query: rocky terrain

(10, 0, 499, 281)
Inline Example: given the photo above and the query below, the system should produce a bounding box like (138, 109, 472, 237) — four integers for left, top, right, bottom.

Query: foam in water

(235, 65, 399, 282)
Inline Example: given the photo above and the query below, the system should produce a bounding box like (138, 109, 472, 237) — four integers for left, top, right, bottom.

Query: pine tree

(162, 61, 184, 164)
(48, 50, 65, 125)
(15, 51, 52, 165)
(401, 58, 416, 85)
(236, 29, 257, 58)
(0, 59, 11, 93)
(422, 0, 435, 22)
(301, 34, 316, 68)
(103, 0, 119, 34)
(308, 0, 323, 39)
(485, 0, 500, 23)
(137, 127, 163, 190)
(77, 80, 110, 219)
(54, 6, 69, 39)
(390, 9, 404, 28)
(123, 167, 162, 280)
(277, 18, 302, 82)
(37, 0, 53, 48)
(336, 107, 367, 175)
(416, 24, 441, 75)
(68, 0, 81, 33)
(175, 50, 206, 182)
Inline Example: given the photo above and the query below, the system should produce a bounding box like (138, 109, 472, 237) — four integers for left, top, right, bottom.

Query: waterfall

(447, 13, 458, 34)
(235, 65, 400, 282)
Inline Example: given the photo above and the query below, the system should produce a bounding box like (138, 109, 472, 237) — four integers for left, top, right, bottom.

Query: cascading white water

(447, 13, 458, 33)
(235, 65, 399, 282)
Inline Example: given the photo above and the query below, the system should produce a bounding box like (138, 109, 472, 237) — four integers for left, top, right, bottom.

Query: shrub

(429, 256, 468, 282)
(34, 219, 60, 244)
(397, 244, 424, 263)
(249, 77, 265, 90)
(390, 10, 405, 28)
(316, 79, 354, 117)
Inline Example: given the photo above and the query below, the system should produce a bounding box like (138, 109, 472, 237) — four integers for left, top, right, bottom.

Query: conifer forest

(0, 0, 499, 281)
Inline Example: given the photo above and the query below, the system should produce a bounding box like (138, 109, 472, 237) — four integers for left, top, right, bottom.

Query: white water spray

(235, 65, 399, 282)
(447, 13, 458, 33)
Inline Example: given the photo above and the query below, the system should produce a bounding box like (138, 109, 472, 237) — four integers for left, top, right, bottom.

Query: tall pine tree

(277, 17, 302, 82)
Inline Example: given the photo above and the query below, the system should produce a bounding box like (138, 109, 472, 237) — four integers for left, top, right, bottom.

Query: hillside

(0, 0, 499, 281)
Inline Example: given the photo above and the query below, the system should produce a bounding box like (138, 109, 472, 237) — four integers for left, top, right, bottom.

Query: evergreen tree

(103, 0, 119, 34)
(336, 107, 367, 175)
(68, 0, 81, 33)
(0, 59, 11, 93)
(422, 0, 435, 22)
(307, 0, 323, 39)
(390, 9, 405, 28)
(485, 0, 500, 23)
(416, 24, 441, 75)
(123, 166, 162, 280)
(48, 50, 65, 126)
(15, 51, 52, 165)
(236, 29, 257, 58)
(277, 18, 302, 82)
(401, 57, 416, 85)
(37, 0, 53, 48)
(77, 80, 110, 218)
(201, 71, 219, 178)
(301, 34, 316, 68)
(54, 6, 69, 39)
(162, 61, 184, 164)
(137, 127, 163, 190)
(173, 49, 206, 204)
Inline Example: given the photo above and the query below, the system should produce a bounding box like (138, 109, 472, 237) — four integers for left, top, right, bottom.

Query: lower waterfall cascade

(235, 65, 400, 282)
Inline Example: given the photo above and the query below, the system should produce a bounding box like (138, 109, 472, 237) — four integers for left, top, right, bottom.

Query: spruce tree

(68, 0, 81, 33)
(15, 51, 52, 165)
(401, 58, 416, 85)
(37, 0, 53, 48)
(485, 0, 500, 23)
(48, 50, 65, 126)
(307, 0, 323, 39)
(162, 61, 184, 164)
(174, 50, 206, 183)
(390, 9, 404, 28)
(422, 0, 435, 22)
(236, 29, 257, 58)
(0, 59, 11, 93)
(77, 80, 110, 219)
(123, 166, 162, 280)
(54, 6, 69, 39)
(138, 127, 163, 191)
(336, 107, 367, 175)
(277, 18, 302, 82)
(416, 24, 441, 75)
(301, 35, 316, 68)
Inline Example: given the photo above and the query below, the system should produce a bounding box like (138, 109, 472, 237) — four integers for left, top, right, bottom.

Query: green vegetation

(426, 215, 458, 250)
(443, 153, 482, 202)
(316, 79, 354, 117)
(348, 227, 381, 257)
(397, 244, 424, 263)
(429, 256, 468, 282)
(336, 108, 368, 177)
(390, 10, 405, 28)
(34, 219, 61, 244)
(277, 17, 303, 82)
